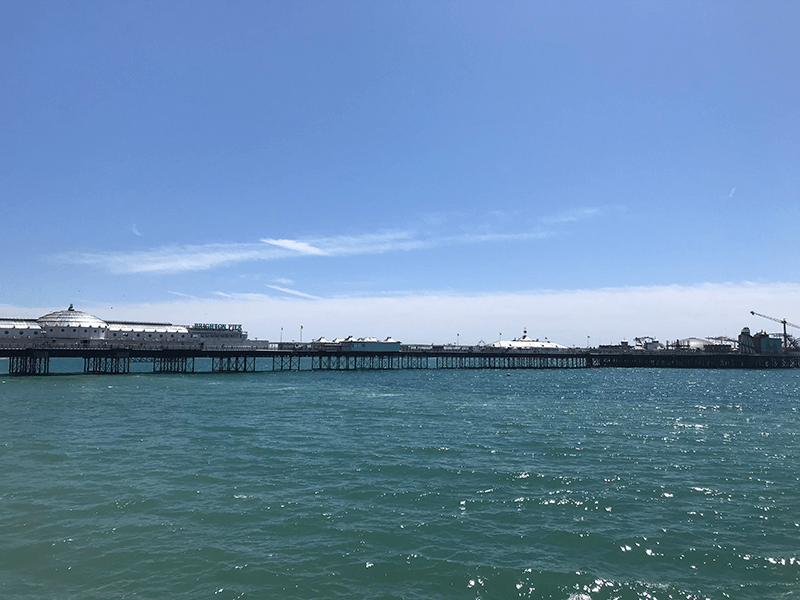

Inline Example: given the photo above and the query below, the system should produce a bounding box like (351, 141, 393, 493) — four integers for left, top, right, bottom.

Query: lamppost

(280, 327, 283, 342)
(587, 335, 590, 349)
(300, 325, 303, 343)
(457, 333, 460, 346)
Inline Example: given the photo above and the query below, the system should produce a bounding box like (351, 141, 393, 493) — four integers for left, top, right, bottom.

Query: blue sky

(2, 1, 799, 345)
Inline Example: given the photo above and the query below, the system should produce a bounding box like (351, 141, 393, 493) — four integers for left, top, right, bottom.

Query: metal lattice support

(212, 356, 255, 373)
(400, 355, 431, 369)
(432, 354, 590, 370)
(84, 356, 130, 374)
(272, 354, 301, 371)
(8, 355, 50, 376)
(153, 356, 194, 373)
(311, 355, 339, 370)
(9, 345, 797, 376)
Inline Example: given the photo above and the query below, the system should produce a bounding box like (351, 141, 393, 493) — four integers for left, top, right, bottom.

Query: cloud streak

(265, 285, 323, 300)
(539, 207, 606, 225)
(262, 239, 328, 256)
(62, 243, 291, 274)
(60, 208, 607, 275)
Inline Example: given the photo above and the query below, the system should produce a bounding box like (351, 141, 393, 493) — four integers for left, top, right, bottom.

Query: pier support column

(272, 354, 300, 371)
(153, 356, 194, 373)
(212, 356, 255, 373)
(84, 356, 130, 374)
(9, 353, 50, 376)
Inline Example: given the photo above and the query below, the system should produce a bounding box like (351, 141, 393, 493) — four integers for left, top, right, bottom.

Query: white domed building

(490, 329, 567, 350)
(37, 305, 109, 340)
(1, 305, 196, 343)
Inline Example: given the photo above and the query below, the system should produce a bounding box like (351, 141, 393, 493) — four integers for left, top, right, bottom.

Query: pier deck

(2, 342, 800, 375)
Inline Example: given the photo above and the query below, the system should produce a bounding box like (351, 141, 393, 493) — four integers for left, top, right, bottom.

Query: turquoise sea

(1, 366, 799, 599)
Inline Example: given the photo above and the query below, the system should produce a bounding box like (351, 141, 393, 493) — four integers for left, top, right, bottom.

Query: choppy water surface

(1, 368, 799, 599)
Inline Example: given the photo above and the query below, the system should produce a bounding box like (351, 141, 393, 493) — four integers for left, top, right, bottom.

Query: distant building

(0, 305, 246, 343)
(490, 329, 567, 350)
(738, 327, 782, 354)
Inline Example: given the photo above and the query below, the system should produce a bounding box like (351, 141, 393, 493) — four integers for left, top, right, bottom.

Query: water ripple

(2, 369, 799, 598)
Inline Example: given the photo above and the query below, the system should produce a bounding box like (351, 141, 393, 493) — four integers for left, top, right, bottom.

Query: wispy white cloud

(540, 207, 602, 225)
(59, 207, 607, 275)
(167, 291, 196, 299)
(262, 238, 328, 256)
(62, 243, 292, 274)
(212, 291, 268, 301)
(294, 231, 426, 256)
(447, 231, 553, 244)
(53, 232, 414, 274)
(266, 285, 323, 300)
(131, 224, 142, 236)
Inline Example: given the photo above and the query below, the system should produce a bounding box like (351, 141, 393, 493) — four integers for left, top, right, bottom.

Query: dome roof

(0, 318, 41, 330)
(37, 305, 108, 329)
(492, 339, 567, 349)
(491, 329, 568, 349)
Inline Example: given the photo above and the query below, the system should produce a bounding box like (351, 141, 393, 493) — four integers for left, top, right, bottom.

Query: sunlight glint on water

(1, 368, 799, 599)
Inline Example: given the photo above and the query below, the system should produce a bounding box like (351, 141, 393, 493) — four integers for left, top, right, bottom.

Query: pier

(3, 341, 800, 376)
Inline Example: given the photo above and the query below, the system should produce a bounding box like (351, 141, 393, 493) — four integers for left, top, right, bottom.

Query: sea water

(1, 367, 799, 599)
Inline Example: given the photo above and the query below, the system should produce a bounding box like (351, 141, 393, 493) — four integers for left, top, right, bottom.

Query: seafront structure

(1, 304, 246, 343)
(2, 306, 799, 376)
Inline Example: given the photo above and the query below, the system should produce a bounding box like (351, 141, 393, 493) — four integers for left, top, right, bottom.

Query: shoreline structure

(2, 306, 798, 376)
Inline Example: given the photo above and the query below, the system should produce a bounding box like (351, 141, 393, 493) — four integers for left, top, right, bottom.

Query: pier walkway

(3, 341, 800, 376)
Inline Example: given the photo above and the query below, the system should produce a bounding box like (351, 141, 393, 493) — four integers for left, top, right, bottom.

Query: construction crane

(750, 311, 800, 351)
